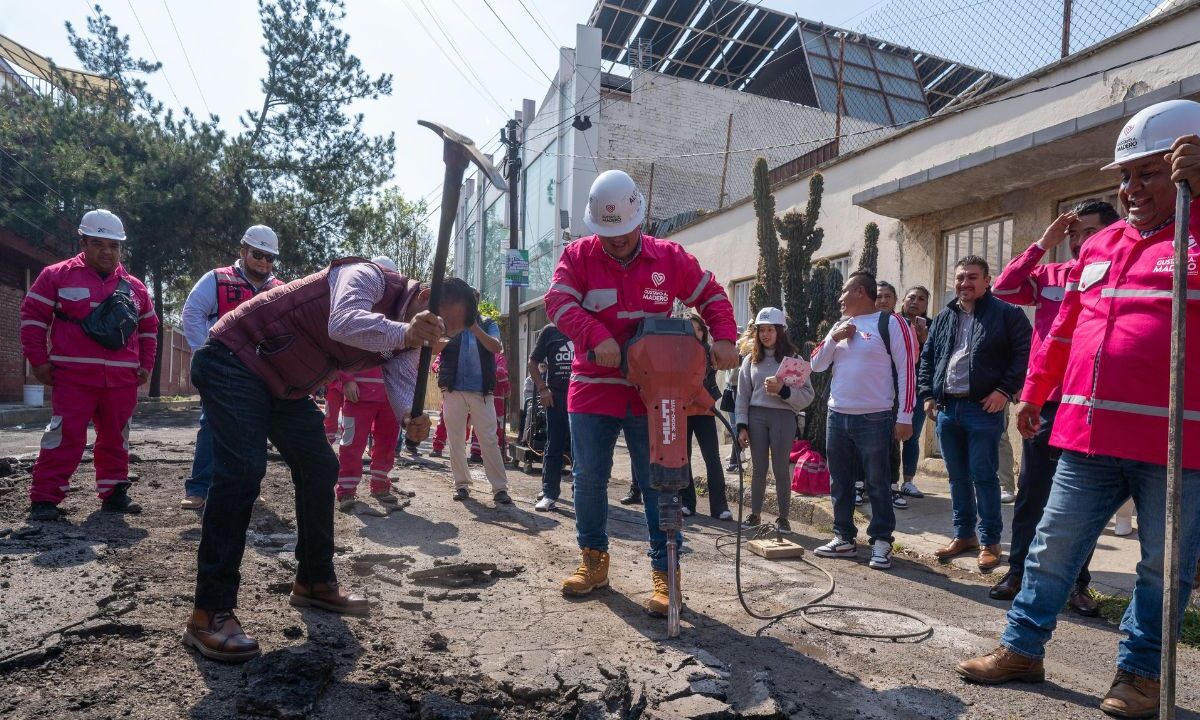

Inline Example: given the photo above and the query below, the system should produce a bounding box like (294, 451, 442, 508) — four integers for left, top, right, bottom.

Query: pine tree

(779, 173, 824, 346)
(749, 157, 781, 315)
(857, 222, 879, 277)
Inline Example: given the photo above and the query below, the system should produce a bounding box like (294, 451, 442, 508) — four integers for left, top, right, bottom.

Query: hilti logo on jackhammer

(660, 399, 677, 444)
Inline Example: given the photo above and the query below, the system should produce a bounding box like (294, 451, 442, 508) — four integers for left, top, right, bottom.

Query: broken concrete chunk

(646, 694, 735, 720)
(236, 645, 335, 720)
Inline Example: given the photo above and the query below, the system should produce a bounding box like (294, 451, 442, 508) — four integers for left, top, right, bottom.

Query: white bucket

(23, 384, 44, 407)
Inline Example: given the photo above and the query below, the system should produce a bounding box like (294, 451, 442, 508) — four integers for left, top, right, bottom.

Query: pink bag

(791, 441, 831, 496)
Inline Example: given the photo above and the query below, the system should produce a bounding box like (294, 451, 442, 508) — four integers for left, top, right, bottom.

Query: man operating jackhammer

(956, 99, 1200, 719)
(182, 257, 475, 662)
(544, 169, 739, 615)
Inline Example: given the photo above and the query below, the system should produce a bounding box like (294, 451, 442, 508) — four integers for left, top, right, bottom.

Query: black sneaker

(854, 490, 865, 506)
(28, 501, 64, 522)
(494, 490, 513, 505)
(101, 483, 142, 514)
(892, 491, 908, 509)
(776, 518, 792, 533)
(619, 489, 642, 506)
(469, 453, 483, 464)
(453, 488, 470, 501)
(429, 450, 444, 458)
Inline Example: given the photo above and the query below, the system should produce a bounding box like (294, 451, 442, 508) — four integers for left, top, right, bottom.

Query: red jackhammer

(621, 317, 712, 637)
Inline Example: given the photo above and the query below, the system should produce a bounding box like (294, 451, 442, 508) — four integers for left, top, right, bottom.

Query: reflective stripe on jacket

(1023, 202, 1200, 468)
(20, 253, 158, 388)
(543, 234, 737, 417)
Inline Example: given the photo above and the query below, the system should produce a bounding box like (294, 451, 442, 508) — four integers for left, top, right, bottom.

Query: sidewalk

(683, 441, 1143, 598)
(0, 396, 201, 428)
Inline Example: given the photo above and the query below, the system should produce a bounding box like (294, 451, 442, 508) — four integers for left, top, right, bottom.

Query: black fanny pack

(56, 279, 141, 350)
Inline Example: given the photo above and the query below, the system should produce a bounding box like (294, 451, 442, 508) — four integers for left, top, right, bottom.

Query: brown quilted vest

(211, 257, 421, 399)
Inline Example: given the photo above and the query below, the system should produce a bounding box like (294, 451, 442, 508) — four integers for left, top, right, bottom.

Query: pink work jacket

(20, 253, 157, 388)
(1023, 202, 1200, 469)
(543, 234, 737, 417)
(338, 366, 387, 404)
(993, 243, 1077, 403)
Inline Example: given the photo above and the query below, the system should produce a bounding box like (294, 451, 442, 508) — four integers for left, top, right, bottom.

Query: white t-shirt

(809, 311, 916, 424)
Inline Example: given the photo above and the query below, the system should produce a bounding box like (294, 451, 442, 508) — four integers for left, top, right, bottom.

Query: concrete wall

(671, 4, 1200, 306)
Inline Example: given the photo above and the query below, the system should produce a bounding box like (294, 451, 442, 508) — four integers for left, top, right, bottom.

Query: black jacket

(918, 291, 1031, 405)
(438, 320, 498, 394)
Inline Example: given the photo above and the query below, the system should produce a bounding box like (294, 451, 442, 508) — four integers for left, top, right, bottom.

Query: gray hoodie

(734, 353, 815, 424)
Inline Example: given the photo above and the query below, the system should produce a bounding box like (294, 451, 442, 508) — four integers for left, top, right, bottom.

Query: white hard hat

(1102, 99, 1200, 170)
(584, 170, 645, 237)
(754, 307, 787, 328)
(241, 225, 279, 255)
(78, 209, 126, 241)
(371, 255, 397, 272)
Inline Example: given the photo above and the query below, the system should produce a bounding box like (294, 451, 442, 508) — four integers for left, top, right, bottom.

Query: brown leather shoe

(1100, 669, 1159, 718)
(988, 570, 1022, 601)
(1068, 585, 1100, 617)
(289, 581, 369, 616)
(978, 544, 1003, 571)
(935, 536, 980, 561)
(182, 609, 261, 663)
(957, 646, 1045, 685)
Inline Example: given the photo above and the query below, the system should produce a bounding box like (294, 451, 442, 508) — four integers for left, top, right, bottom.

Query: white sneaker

(681, 507, 694, 517)
(1114, 516, 1134, 536)
(814, 536, 857, 559)
(534, 496, 556, 512)
(1000, 490, 1016, 504)
(718, 510, 733, 521)
(891, 486, 908, 509)
(869, 539, 894, 570)
(901, 481, 924, 498)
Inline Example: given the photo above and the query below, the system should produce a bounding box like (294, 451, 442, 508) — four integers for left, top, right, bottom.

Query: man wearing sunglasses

(180, 225, 285, 511)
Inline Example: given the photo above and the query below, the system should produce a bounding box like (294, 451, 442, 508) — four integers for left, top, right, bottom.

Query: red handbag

(791, 442, 831, 496)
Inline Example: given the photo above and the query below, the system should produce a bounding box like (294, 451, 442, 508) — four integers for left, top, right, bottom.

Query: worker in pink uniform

(335, 365, 400, 510)
(323, 379, 344, 444)
(20, 209, 158, 522)
(957, 100, 1200, 720)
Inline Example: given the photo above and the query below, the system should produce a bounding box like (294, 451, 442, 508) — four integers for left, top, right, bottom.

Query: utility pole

(1061, 0, 1073, 58)
(501, 118, 523, 436)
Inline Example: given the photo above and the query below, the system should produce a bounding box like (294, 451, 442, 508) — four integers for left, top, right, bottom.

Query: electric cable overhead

(514, 0, 560, 52)
(447, 0, 547, 86)
(161, 0, 212, 117)
(402, 0, 508, 116)
(480, 0, 558, 86)
(125, 0, 187, 114)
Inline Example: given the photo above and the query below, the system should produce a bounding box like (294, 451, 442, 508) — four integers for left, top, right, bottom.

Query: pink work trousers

(30, 381, 138, 504)
(336, 400, 399, 500)
(324, 385, 344, 443)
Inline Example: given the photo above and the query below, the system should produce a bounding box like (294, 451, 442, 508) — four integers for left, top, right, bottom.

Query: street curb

(1, 396, 200, 428)
(692, 472, 840, 531)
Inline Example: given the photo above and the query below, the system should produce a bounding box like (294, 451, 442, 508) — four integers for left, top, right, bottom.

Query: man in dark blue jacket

(919, 255, 1031, 572)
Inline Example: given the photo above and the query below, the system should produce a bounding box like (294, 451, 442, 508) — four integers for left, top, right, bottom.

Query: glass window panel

(841, 64, 879, 89)
(880, 74, 926, 101)
(873, 50, 918, 79)
(732, 279, 751, 329)
(842, 86, 891, 125)
(813, 77, 839, 113)
(807, 54, 834, 77)
(521, 144, 558, 303)
(464, 221, 478, 288)
(841, 41, 872, 66)
(888, 98, 929, 124)
(987, 221, 1001, 273)
(481, 199, 505, 306)
(970, 226, 985, 258)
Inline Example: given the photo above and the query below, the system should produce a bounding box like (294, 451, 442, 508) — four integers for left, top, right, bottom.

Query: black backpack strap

(878, 312, 899, 419)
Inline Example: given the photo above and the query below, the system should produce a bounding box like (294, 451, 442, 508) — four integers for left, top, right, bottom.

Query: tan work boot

(978, 544, 1003, 571)
(647, 569, 682, 617)
(562, 548, 609, 596)
(957, 646, 1045, 684)
(1100, 669, 1159, 718)
(936, 536, 980, 560)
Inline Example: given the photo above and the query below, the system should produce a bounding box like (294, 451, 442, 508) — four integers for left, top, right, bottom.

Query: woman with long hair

(735, 307, 815, 531)
(679, 313, 733, 520)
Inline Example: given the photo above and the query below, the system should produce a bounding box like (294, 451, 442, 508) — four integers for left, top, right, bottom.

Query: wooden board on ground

(747, 537, 806, 560)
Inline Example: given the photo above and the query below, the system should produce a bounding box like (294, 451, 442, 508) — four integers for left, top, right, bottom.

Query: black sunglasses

(244, 246, 276, 263)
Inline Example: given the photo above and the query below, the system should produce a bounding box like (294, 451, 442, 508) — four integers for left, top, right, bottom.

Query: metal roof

(0, 34, 118, 98)
(587, 0, 1008, 122)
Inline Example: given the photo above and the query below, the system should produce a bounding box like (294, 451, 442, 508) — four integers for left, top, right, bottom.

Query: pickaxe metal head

(418, 120, 506, 190)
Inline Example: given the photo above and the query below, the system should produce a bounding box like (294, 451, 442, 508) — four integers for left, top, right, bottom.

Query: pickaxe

(409, 120, 507, 423)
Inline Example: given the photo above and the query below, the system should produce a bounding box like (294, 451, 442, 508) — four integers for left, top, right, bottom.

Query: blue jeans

(827, 410, 896, 544)
(936, 397, 1004, 545)
(901, 407, 926, 478)
(540, 390, 570, 500)
(1002, 451, 1200, 679)
(186, 410, 213, 497)
(570, 410, 680, 572)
